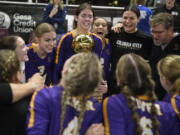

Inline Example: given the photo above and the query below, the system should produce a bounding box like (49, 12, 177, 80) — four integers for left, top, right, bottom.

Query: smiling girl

(107, 4, 153, 96)
(25, 23, 56, 85)
(53, 3, 103, 84)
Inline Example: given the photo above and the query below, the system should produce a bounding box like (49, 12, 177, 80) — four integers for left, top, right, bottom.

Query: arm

(85, 124, 104, 135)
(43, 4, 66, 23)
(11, 73, 44, 103)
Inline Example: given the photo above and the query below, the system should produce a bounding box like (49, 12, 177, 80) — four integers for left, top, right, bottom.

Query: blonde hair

(157, 55, 180, 94)
(59, 52, 102, 135)
(0, 50, 20, 83)
(35, 23, 55, 38)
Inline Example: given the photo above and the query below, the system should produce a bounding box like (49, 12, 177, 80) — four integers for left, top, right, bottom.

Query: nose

(99, 24, 104, 28)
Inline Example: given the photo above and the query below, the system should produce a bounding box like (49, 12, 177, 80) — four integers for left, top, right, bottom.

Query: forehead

(79, 8, 93, 15)
(16, 37, 25, 46)
(151, 24, 166, 30)
(40, 32, 56, 38)
(123, 11, 138, 18)
(166, 0, 175, 2)
(94, 18, 107, 24)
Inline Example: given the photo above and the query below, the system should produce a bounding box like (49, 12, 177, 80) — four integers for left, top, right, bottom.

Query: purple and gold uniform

(170, 93, 180, 119)
(53, 31, 103, 84)
(27, 86, 103, 135)
(100, 38, 111, 81)
(25, 43, 55, 84)
(103, 94, 180, 135)
(162, 93, 180, 119)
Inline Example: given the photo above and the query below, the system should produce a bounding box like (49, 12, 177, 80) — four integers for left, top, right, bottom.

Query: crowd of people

(0, 0, 180, 135)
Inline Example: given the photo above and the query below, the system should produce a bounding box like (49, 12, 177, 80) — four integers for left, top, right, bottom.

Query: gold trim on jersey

(171, 93, 180, 119)
(103, 97, 110, 135)
(28, 91, 38, 128)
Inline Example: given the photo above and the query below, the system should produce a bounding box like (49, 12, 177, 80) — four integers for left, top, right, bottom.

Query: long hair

(59, 52, 102, 135)
(157, 55, 180, 95)
(116, 53, 159, 135)
(0, 50, 20, 83)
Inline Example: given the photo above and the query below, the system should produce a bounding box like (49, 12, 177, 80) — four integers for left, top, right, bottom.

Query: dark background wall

(0, 2, 124, 43)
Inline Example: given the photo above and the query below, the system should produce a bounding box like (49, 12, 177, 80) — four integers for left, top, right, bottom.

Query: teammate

(157, 55, 180, 118)
(25, 23, 56, 85)
(53, 2, 103, 84)
(108, 4, 152, 96)
(27, 52, 104, 135)
(0, 50, 28, 135)
(92, 17, 111, 101)
(103, 53, 180, 135)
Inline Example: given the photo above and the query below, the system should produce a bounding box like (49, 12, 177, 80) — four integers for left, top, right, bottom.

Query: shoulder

(103, 94, 126, 111)
(89, 32, 103, 41)
(34, 85, 64, 101)
(56, 32, 73, 47)
(156, 101, 176, 116)
(136, 30, 152, 39)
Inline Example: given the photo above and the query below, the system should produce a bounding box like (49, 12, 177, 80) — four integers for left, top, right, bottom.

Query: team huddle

(0, 0, 180, 135)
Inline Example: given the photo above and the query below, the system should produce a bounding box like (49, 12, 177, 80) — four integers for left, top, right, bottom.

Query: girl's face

(166, 0, 175, 9)
(37, 32, 56, 54)
(75, 8, 94, 31)
(122, 11, 139, 33)
(92, 18, 108, 38)
(15, 37, 29, 62)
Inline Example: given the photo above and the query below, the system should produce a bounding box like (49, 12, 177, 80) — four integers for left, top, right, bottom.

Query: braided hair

(59, 52, 102, 135)
(0, 49, 20, 83)
(116, 53, 159, 135)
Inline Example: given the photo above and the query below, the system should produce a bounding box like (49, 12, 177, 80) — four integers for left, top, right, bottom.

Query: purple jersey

(53, 31, 103, 84)
(25, 43, 55, 84)
(103, 94, 180, 135)
(27, 86, 103, 135)
(100, 38, 111, 81)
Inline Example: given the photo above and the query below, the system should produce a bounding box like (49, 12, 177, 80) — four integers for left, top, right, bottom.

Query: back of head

(62, 52, 102, 97)
(116, 53, 159, 135)
(157, 55, 180, 94)
(116, 53, 155, 97)
(35, 22, 55, 38)
(59, 52, 102, 135)
(0, 35, 19, 50)
(0, 49, 20, 83)
(150, 13, 174, 29)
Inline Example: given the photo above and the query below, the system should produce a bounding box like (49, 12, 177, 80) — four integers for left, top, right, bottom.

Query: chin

(154, 42, 161, 46)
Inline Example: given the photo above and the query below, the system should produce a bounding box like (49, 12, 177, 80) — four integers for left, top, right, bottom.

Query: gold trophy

(72, 34, 94, 53)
